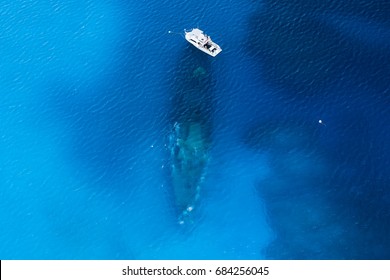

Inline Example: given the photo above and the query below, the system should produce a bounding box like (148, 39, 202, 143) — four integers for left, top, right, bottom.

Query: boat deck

(185, 28, 222, 57)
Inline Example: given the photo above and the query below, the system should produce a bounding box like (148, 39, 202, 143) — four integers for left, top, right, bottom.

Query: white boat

(185, 28, 222, 57)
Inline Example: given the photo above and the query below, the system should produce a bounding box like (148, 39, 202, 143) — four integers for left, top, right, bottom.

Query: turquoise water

(0, 0, 389, 259)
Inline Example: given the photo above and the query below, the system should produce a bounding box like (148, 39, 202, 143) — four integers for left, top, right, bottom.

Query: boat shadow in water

(167, 47, 216, 225)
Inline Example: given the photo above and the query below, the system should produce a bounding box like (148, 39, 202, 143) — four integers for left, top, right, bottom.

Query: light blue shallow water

(0, 0, 389, 259)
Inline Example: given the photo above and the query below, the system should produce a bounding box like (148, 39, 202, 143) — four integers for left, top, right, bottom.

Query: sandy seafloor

(0, 0, 389, 259)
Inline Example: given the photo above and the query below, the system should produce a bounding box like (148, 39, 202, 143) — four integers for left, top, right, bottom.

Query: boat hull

(185, 28, 222, 57)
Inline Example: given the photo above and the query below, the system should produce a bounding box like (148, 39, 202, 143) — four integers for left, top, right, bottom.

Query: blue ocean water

(0, 0, 389, 259)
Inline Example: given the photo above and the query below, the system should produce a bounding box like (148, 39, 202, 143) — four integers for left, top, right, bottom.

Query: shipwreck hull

(168, 49, 215, 222)
(169, 121, 209, 220)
